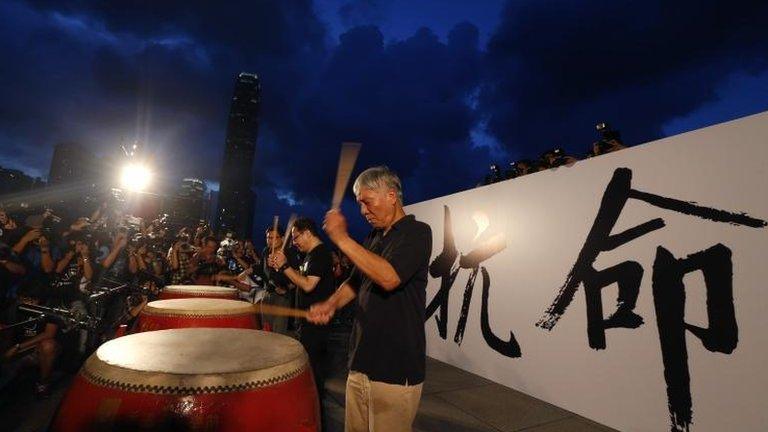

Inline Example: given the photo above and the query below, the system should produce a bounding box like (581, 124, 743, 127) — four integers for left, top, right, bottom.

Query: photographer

(590, 122, 627, 157)
(227, 240, 253, 275)
(193, 221, 213, 248)
(212, 239, 258, 292)
(53, 234, 94, 299)
(540, 148, 579, 169)
(60, 216, 91, 242)
(481, 164, 504, 185)
(13, 218, 58, 305)
(168, 233, 195, 285)
(504, 159, 537, 179)
(243, 239, 261, 269)
(0, 242, 25, 323)
(2, 286, 60, 398)
(189, 236, 223, 285)
(50, 233, 93, 359)
(99, 227, 130, 283)
(0, 208, 22, 247)
(132, 241, 166, 296)
(92, 228, 131, 338)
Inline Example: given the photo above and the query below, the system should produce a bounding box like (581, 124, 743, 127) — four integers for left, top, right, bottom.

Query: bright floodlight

(120, 163, 152, 192)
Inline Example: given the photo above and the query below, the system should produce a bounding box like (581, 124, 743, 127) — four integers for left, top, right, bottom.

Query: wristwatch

(277, 263, 290, 273)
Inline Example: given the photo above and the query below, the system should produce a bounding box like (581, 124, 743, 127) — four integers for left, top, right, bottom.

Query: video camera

(540, 148, 570, 168)
(12, 302, 100, 333)
(593, 122, 624, 155)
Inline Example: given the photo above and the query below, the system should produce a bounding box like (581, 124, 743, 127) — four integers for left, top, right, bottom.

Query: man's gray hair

(353, 166, 403, 204)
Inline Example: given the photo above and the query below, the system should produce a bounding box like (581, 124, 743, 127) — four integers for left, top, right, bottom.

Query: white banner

(406, 112, 768, 432)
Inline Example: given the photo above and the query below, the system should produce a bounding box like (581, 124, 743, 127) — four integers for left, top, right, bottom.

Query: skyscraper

(216, 72, 261, 237)
(47, 142, 103, 211)
(48, 142, 99, 186)
(170, 177, 207, 226)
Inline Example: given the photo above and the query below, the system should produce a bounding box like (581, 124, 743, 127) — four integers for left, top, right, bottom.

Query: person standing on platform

(269, 217, 335, 431)
(308, 166, 432, 432)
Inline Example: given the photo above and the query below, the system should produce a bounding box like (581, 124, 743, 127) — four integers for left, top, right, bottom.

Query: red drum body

(137, 298, 259, 332)
(52, 328, 319, 432)
(160, 285, 239, 300)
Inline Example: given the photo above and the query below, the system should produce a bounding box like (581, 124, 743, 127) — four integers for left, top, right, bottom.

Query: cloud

(290, 23, 484, 195)
(338, 0, 387, 28)
(661, 68, 768, 136)
(479, 0, 768, 157)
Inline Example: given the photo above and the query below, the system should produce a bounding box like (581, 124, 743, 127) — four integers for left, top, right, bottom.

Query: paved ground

(1, 356, 617, 432)
(322, 357, 617, 432)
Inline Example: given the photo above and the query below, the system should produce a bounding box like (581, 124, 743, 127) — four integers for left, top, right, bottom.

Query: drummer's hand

(308, 301, 335, 325)
(323, 209, 349, 244)
(269, 251, 286, 269)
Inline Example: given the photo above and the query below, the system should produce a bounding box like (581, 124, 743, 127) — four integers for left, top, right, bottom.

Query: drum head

(143, 298, 253, 316)
(82, 328, 308, 394)
(163, 285, 237, 295)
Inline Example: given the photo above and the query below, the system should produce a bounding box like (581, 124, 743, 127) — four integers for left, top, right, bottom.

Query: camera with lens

(129, 232, 145, 247)
(593, 122, 624, 156)
(41, 217, 57, 237)
(483, 164, 504, 185)
(540, 148, 570, 168)
(505, 162, 521, 179)
(509, 159, 535, 178)
(175, 233, 193, 253)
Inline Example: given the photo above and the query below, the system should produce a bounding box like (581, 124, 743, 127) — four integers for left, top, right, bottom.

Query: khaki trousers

(345, 371, 423, 432)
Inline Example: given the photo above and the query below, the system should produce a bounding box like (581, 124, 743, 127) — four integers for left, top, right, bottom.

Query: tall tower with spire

(216, 72, 261, 237)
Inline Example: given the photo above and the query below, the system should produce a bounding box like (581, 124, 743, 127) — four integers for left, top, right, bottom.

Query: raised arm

(323, 210, 401, 291)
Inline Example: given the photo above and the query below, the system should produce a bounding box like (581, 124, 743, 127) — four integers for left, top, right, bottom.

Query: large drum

(136, 298, 259, 332)
(52, 328, 319, 431)
(160, 285, 239, 300)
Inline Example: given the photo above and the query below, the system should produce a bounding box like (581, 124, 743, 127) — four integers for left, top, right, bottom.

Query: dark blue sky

(1, 0, 767, 239)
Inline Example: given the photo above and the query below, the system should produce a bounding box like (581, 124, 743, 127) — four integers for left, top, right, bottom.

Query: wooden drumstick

(255, 303, 308, 319)
(330, 142, 362, 209)
(270, 215, 279, 256)
(280, 213, 297, 251)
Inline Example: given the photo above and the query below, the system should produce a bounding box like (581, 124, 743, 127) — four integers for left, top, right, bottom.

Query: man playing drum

(310, 166, 432, 432)
(269, 217, 335, 431)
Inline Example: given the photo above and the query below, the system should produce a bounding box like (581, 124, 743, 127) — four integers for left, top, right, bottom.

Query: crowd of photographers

(0, 201, 353, 398)
(480, 122, 628, 185)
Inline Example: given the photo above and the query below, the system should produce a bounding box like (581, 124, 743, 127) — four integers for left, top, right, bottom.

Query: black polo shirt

(348, 214, 432, 385)
(261, 246, 300, 292)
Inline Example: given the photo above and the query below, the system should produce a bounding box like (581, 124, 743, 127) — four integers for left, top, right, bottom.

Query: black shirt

(0, 226, 22, 249)
(262, 246, 300, 293)
(100, 248, 130, 283)
(348, 214, 432, 385)
(298, 243, 335, 336)
(51, 258, 86, 305)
